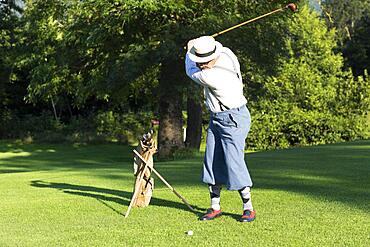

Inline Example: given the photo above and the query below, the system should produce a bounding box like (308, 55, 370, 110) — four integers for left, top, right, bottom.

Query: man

(185, 36, 255, 222)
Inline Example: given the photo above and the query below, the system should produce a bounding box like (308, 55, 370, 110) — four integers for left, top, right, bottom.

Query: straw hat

(188, 36, 223, 63)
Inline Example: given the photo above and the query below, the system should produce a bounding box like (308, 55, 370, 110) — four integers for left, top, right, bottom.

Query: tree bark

(157, 59, 185, 158)
(185, 90, 202, 150)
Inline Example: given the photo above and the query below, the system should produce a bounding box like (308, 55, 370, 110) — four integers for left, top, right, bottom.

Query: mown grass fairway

(0, 140, 369, 246)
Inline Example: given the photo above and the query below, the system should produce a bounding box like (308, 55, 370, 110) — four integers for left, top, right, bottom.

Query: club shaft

(150, 165, 195, 212)
(132, 149, 195, 212)
(125, 152, 151, 218)
(211, 7, 285, 37)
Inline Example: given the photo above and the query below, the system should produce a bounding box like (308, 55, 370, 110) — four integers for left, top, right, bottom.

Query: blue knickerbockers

(202, 104, 252, 190)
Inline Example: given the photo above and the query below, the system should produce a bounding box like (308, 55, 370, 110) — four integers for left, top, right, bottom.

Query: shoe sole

(240, 217, 255, 222)
(199, 213, 222, 221)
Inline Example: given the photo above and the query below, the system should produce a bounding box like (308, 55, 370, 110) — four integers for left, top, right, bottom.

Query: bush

(0, 110, 58, 139)
(0, 110, 156, 144)
(248, 104, 369, 151)
(0, 109, 14, 138)
(246, 5, 370, 150)
(95, 111, 154, 144)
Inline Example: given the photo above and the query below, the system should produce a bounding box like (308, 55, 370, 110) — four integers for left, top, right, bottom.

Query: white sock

(238, 186, 253, 211)
(209, 184, 221, 211)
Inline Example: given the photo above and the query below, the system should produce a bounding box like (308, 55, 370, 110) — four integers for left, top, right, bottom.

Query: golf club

(125, 149, 195, 218)
(211, 3, 297, 38)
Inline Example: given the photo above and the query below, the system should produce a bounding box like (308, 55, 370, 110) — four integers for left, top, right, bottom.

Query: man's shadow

(30, 180, 208, 217)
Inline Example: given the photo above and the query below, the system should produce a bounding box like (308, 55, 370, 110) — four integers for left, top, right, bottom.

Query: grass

(0, 140, 369, 247)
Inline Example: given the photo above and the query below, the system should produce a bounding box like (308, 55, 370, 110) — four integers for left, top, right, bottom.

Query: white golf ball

(187, 230, 193, 236)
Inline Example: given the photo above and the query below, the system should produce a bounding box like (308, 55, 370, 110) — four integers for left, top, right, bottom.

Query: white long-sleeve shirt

(185, 47, 247, 113)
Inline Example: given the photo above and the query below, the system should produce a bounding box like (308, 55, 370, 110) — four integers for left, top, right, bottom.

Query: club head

(142, 133, 151, 141)
(286, 3, 297, 12)
(141, 129, 156, 147)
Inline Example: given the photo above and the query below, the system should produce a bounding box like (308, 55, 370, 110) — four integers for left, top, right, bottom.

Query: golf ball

(187, 230, 193, 236)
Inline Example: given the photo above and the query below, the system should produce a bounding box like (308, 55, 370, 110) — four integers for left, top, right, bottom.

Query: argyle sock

(238, 186, 253, 211)
(209, 184, 222, 211)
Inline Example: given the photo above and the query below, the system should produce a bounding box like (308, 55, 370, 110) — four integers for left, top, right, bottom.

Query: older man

(185, 36, 255, 222)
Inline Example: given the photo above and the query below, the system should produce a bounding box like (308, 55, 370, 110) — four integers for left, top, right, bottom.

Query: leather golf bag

(132, 129, 157, 207)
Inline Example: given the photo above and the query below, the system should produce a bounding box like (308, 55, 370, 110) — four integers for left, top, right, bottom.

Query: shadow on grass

(0, 142, 134, 173)
(2, 140, 369, 214)
(30, 180, 206, 217)
(0, 169, 29, 174)
(249, 140, 370, 212)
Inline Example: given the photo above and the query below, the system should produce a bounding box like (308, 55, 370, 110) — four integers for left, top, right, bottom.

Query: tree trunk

(157, 59, 184, 158)
(0, 61, 10, 108)
(0, 65, 11, 138)
(185, 89, 202, 150)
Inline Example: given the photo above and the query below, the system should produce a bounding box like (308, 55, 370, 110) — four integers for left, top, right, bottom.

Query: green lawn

(0, 140, 369, 246)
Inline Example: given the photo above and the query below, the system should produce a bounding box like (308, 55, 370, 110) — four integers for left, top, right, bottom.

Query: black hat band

(195, 46, 216, 57)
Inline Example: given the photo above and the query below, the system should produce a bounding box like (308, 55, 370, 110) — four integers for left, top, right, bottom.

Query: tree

(17, 0, 289, 156)
(16, 0, 197, 156)
(185, 84, 203, 149)
(343, 15, 370, 77)
(14, 0, 367, 153)
(0, 0, 23, 137)
(320, 0, 370, 43)
(1, 0, 22, 103)
(318, 1, 370, 77)
(247, 3, 370, 149)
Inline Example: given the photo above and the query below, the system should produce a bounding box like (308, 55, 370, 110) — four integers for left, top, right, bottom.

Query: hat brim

(187, 41, 223, 63)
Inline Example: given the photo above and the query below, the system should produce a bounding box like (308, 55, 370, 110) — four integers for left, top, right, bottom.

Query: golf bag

(132, 129, 157, 207)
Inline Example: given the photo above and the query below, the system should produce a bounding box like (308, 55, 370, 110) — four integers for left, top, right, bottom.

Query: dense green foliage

(320, 0, 370, 78)
(247, 6, 370, 149)
(1, 140, 369, 246)
(321, 0, 370, 43)
(0, 0, 23, 133)
(343, 16, 370, 77)
(1, 109, 154, 144)
(0, 0, 369, 150)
